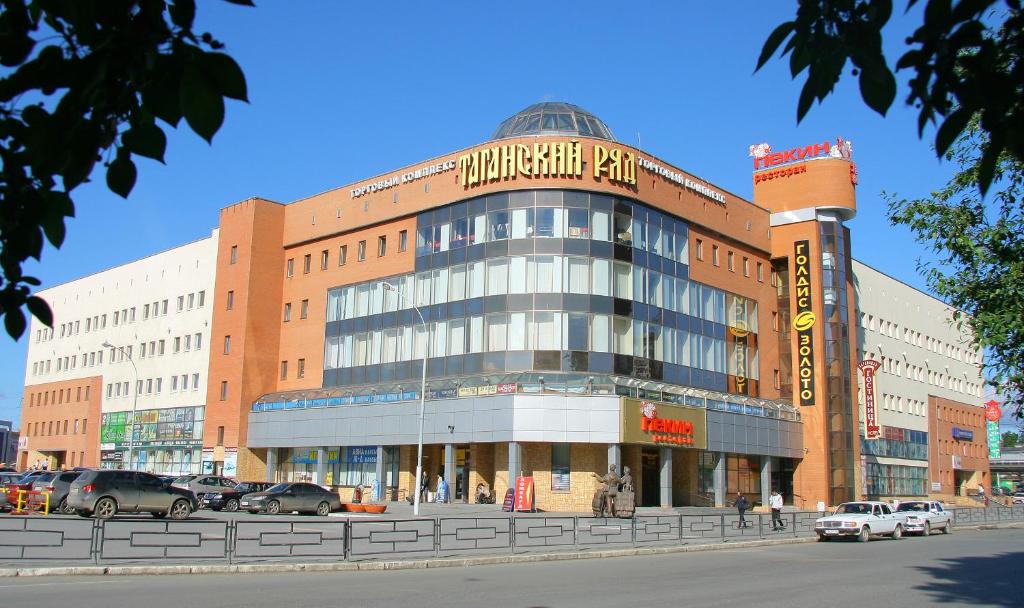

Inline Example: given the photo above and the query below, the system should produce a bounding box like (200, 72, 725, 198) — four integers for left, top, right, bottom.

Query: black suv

(67, 470, 198, 519)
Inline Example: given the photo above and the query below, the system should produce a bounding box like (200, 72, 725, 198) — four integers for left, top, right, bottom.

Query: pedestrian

(978, 483, 987, 507)
(770, 490, 784, 530)
(419, 469, 429, 504)
(735, 492, 751, 528)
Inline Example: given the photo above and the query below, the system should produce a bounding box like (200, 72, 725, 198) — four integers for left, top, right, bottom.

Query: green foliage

(757, 0, 1023, 194)
(887, 121, 1024, 418)
(1003, 431, 1020, 448)
(0, 0, 252, 339)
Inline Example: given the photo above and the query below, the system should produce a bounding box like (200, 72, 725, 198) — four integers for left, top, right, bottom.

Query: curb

(1, 522, 1020, 578)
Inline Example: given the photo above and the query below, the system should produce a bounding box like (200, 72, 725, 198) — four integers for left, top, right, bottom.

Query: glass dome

(492, 102, 616, 141)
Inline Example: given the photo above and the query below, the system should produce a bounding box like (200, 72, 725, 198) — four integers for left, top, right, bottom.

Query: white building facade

(852, 259, 985, 498)
(23, 231, 218, 475)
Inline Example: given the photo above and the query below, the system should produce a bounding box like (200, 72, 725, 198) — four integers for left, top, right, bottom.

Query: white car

(1012, 493, 1024, 505)
(895, 500, 952, 535)
(815, 501, 908, 542)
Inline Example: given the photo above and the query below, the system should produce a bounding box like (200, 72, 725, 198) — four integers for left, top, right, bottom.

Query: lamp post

(382, 281, 428, 516)
(103, 341, 139, 470)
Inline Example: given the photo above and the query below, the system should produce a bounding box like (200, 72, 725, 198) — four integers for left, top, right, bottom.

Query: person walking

(419, 469, 429, 504)
(770, 490, 784, 530)
(978, 483, 987, 507)
(735, 492, 751, 528)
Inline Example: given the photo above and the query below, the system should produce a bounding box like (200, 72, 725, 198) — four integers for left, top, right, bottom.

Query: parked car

(201, 481, 275, 512)
(814, 501, 908, 542)
(895, 500, 952, 535)
(171, 475, 237, 501)
(67, 470, 198, 519)
(1012, 492, 1024, 505)
(30, 470, 82, 514)
(241, 482, 342, 516)
(0, 472, 22, 485)
(4, 470, 49, 498)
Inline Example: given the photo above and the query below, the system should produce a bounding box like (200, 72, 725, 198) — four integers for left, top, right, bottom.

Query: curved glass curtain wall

(322, 190, 760, 397)
(491, 102, 616, 141)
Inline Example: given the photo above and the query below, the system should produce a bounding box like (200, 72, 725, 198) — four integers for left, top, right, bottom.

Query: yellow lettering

(551, 141, 566, 176)
(568, 140, 582, 176)
(533, 142, 549, 176)
(458, 154, 471, 187)
(516, 144, 531, 176)
(594, 144, 608, 179)
(500, 145, 515, 179)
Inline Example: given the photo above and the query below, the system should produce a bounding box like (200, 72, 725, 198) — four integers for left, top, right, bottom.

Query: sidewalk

(329, 501, 802, 519)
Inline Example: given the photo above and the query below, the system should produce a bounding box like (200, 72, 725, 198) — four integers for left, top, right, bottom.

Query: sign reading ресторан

(350, 159, 457, 198)
(637, 156, 726, 204)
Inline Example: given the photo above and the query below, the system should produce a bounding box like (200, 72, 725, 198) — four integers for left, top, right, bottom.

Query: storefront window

(551, 444, 570, 491)
(726, 454, 761, 498)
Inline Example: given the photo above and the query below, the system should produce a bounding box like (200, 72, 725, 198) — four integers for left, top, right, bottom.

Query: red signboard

(985, 400, 1002, 422)
(858, 360, 882, 440)
(501, 488, 515, 512)
(513, 476, 535, 512)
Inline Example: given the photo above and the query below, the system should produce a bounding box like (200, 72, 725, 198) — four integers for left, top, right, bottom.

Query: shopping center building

(19, 102, 989, 510)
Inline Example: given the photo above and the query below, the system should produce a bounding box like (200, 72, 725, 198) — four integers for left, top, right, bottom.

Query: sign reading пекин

(793, 240, 816, 406)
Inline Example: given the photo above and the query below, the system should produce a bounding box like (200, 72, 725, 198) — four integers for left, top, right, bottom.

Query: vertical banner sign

(858, 360, 882, 439)
(792, 240, 817, 406)
(985, 400, 1002, 459)
(514, 476, 536, 512)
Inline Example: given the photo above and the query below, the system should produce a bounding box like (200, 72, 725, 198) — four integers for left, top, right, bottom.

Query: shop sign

(326, 450, 340, 464)
(458, 387, 478, 397)
(17, 436, 27, 450)
(984, 400, 1002, 422)
(202, 448, 214, 474)
(749, 137, 853, 170)
(346, 446, 377, 464)
(729, 297, 750, 395)
(100, 450, 123, 464)
(952, 428, 974, 442)
(458, 141, 636, 189)
(292, 449, 318, 465)
(753, 163, 807, 184)
(793, 240, 817, 406)
(620, 398, 707, 449)
(988, 420, 1001, 459)
(931, 482, 941, 492)
(513, 476, 536, 512)
(350, 159, 456, 198)
(638, 156, 725, 203)
(496, 383, 517, 394)
(501, 488, 515, 512)
(858, 359, 881, 439)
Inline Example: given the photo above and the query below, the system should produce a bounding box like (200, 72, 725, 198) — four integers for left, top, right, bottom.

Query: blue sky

(1, 1, 1015, 429)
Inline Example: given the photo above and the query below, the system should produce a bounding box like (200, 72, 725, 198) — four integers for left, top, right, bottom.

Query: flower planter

(344, 503, 366, 513)
(363, 504, 387, 514)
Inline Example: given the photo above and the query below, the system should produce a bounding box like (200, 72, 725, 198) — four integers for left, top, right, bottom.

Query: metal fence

(0, 506, 1021, 566)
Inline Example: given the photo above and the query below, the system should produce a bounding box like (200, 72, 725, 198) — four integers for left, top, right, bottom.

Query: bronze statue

(615, 466, 635, 518)
(592, 464, 620, 517)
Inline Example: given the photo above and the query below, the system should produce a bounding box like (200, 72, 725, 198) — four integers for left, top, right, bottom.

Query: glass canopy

(492, 102, 616, 141)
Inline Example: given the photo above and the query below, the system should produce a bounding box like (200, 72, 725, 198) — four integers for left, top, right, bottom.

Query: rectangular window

(187, 293, 195, 309)
(712, 245, 720, 266)
(320, 249, 329, 270)
(220, 381, 228, 401)
(743, 257, 750, 277)
(303, 253, 311, 274)
(192, 373, 199, 389)
(155, 378, 162, 394)
(177, 295, 184, 311)
(757, 262, 764, 282)
(551, 444, 571, 491)
(161, 300, 168, 315)
(727, 251, 734, 271)
(230, 245, 238, 264)
(297, 358, 305, 379)
(217, 426, 225, 446)
(143, 304, 149, 319)
(695, 239, 703, 261)
(223, 335, 231, 354)
(286, 258, 294, 278)
(184, 334, 192, 351)
(399, 230, 408, 252)
(339, 245, 347, 266)
(378, 235, 387, 257)
(194, 333, 202, 350)
(280, 360, 288, 380)
(283, 302, 292, 322)
(171, 376, 178, 391)
(300, 299, 309, 319)
(181, 374, 188, 391)
(198, 291, 205, 307)
(174, 337, 181, 353)
(358, 240, 366, 261)
(146, 379, 153, 394)
(226, 290, 234, 310)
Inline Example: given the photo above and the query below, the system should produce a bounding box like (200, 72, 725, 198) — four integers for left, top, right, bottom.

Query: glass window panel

(676, 329, 691, 366)
(633, 319, 645, 357)
(591, 258, 611, 296)
(648, 324, 663, 360)
(416, 226, 433, 256)
(690, 334, 703, 369)
(324, 337, 340, 369)
(614, 213, 633, 246)
(489, 211, 510, 240)
(486, 258, 509, 296)
(747, 301, 759, 333)
(370, 330, 383, 365)
(487, 314, 508, 351)
(662, 229, 675, 261)
(592, 314, 611, 352)
(633, 266, 645, 303)
(650, 222, 662, 255)
(567, 257, 589, 294)
(469, 316, 484, 353)
(531, 256, 562, 293)
(432, 268, 449, 304)
(534, 312, 562, 350)
(509, 312, 528, 350)
(431, 321, 447, 358)
(591, 210, 611, 241)
(354, 332, 369, 367)
(340, 335, 353, 367)
(450, 217, 468, 249)
(437, 223, 451, 252)
(511, 208, 531, 239)
(449, 264, 467, 302)
(567, 208, 589, 238)
(566, 313, 589, 350)
(383, 282, 399, 313)
(413, 324, 428, 360)
(613, 262, 632, 299)
(663, 275, 676, 311)
(448, 319, 465, 356)
(327, 290, 341, 322)
(342, 286, 356, 319)
(614, 317, 633, 355)
(467, 261, 485, 299)
(677, 223, 689, 262)
(713, 290, 726, 324)
(703, 336, 715, 372)
(415, 271, 432, 307)
(535, 208, 556, 237)
(509, 257, 528, 294)
(648, 271, 662, 308)
(370, 282, 384, 316)
(470, 214, 487, 245)
(355, 284, 370, 318)
(399, 274, 414, 309)
(632, 217, 648, 251)
(382, 329, 398, 364)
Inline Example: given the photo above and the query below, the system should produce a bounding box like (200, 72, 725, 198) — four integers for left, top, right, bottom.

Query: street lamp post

(382, 281, 428, 516)
(103, 341, 139, 470)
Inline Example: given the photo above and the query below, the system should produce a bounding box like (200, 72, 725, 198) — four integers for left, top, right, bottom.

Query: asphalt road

(0, 527, 1019, 608)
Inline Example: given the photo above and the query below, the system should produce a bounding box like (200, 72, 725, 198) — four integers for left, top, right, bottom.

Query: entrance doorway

(456, 446, 471, 502)
(641, 449, 660, 507)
